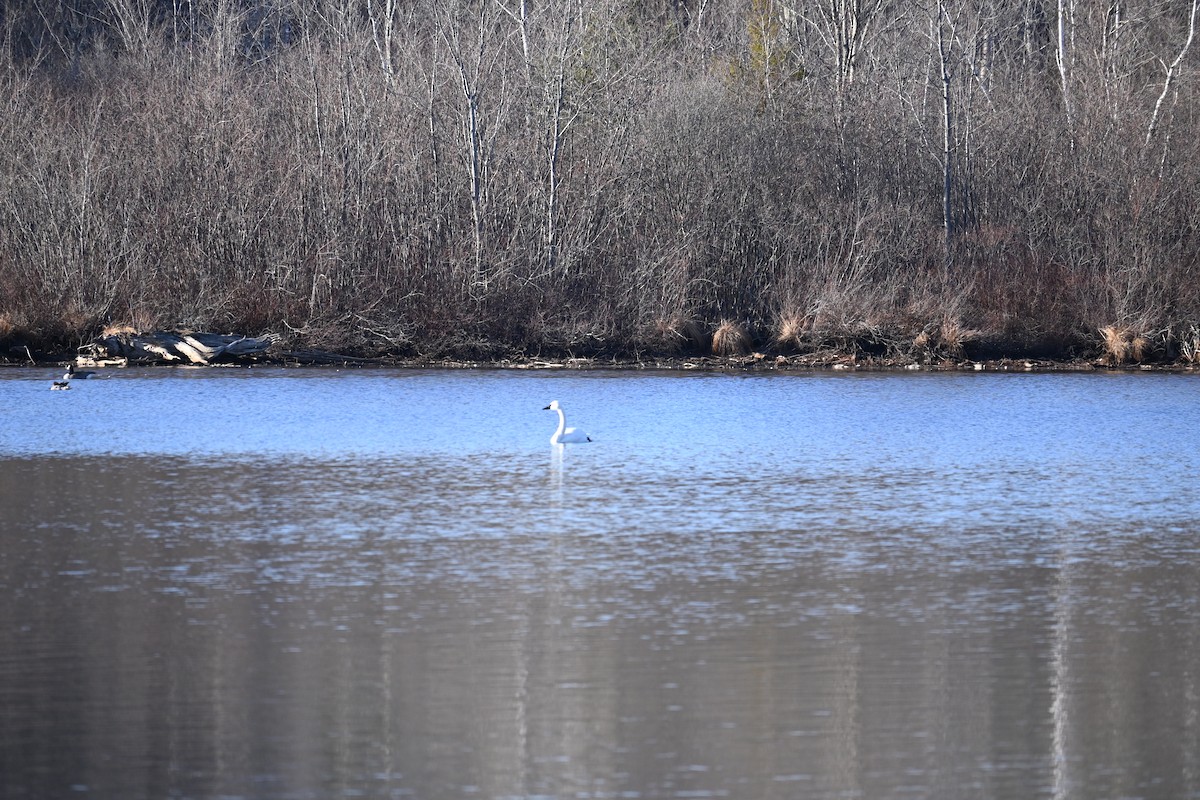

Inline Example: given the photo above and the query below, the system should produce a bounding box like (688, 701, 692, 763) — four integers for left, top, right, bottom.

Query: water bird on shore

(543, 400, 592, 445)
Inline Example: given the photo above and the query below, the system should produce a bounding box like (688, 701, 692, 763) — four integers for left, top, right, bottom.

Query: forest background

(1, 0, 1198, 364)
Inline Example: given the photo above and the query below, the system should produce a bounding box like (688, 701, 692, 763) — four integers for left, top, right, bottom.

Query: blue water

(2, 366, 1199, 800)
(4, 367, 1197, 535)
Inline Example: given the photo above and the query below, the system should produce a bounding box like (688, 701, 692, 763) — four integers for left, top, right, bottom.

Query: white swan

(543, 400, 592, 445)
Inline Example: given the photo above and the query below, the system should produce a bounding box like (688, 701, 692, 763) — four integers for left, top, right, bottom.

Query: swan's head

(543, 400, 561, 411)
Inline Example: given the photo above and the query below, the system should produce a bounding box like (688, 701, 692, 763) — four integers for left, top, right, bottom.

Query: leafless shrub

(2, 3, 1200, 362)
(102, 306, 160, 337)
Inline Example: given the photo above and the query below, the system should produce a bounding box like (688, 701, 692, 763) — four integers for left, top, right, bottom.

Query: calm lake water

(2, 366, 1199, 800)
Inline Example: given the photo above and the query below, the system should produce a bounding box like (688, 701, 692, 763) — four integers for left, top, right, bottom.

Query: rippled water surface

(2, 367, 1199, 799)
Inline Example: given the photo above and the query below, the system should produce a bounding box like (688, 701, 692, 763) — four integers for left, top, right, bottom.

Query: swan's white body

(544, 400, 592, 445)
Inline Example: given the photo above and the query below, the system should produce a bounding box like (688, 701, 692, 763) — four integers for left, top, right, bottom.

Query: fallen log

(91, 330, 279, 364)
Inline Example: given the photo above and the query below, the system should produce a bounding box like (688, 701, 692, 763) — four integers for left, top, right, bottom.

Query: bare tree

(937, 1, 955, 276)
(367, 0, 402, 82)
(438, 0, 511, 295)
(107, 0, 156, 60)
(1144, 0, 1198, 167)
(1055, 0, 1075, 141)
(794, 0, 898, 90)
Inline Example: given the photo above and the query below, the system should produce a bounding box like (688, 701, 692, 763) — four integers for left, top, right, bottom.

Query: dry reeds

(645, 316, 707, 354)
(913, 318, 976, 360)
(1099, 325, 1150, 365)
(1179, 324, 1200, 365)
(101, 323, 140, 337)
(1099, 325, 1128, 364)
(937, 318, 976, 358)
(1131, 333, 1151, 362)
(711, 319, 751, 356)
(774, 311, 810, 353)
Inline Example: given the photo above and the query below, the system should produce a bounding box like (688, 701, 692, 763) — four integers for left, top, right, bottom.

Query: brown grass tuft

(1129, 333, 1150, 363)
(938, 318, 975, 358)
(647, 315, 707, 354)
(913, 318, 976, 360)
(774, 311, 810, 352)
(1099, 324, 1137, 364)
(1099, 325, 1155, 364)
(102, 323, 140, 337)
(1180, 324, 1200, 365)
(711, 319, 751, 356)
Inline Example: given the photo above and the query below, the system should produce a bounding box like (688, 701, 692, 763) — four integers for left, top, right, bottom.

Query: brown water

(1, 368, 1199, 799)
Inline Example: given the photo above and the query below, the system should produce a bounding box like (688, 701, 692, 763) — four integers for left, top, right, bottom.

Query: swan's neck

(552, 408, 566, 443)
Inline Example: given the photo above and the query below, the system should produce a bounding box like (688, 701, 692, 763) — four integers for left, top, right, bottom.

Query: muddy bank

(5, 348, 1195, 375)
(3, 326, 1197, 373)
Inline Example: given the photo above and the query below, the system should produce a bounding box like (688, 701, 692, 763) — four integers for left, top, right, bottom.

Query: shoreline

(5, 350, 1197, 374)
(6, 320, 1199, 375)
(5, 328, 1197, 374)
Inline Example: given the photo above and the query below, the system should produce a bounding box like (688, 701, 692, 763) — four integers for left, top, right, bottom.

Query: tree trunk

(1144, 0, 1198, 170)
(937, 0, 954, 278)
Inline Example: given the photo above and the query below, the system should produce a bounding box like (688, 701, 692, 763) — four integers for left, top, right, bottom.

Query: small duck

(51, 363, 94, 390)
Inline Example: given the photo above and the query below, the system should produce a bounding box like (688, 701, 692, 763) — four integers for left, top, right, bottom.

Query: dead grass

(644, 315, 707, 354)
(1179, 324, 1200, 365)
(1130, 332, 1150, 363)
(911, 317, 978, 360)
(1099, 324, 1145, 365)
(912, 330, 932, 356)
(1099, 324, 1163, 365)
(101, 306, 165, 338)
(711, 319, 751, 356)
(939, 318, 976, 358)
(773, 311, 810, 352)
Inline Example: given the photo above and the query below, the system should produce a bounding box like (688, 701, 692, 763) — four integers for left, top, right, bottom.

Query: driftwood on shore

(90, 330, 279, 364)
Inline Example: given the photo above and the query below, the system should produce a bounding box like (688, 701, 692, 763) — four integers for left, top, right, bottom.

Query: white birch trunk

(1144, 0, 1198, 162)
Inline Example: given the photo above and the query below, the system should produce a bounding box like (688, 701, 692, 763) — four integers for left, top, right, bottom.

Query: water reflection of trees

(3, 458, 1200, 797)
